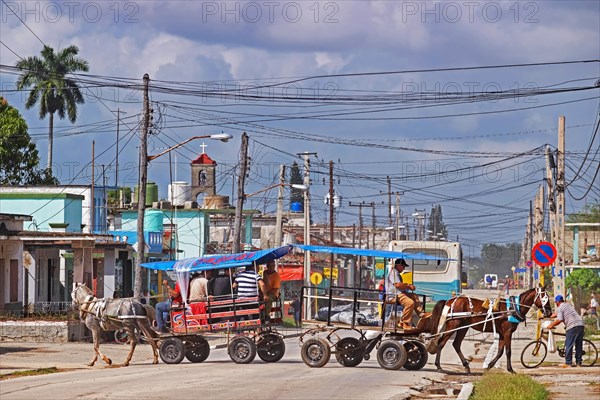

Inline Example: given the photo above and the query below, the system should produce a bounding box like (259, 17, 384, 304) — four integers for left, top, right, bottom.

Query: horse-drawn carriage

(292, 245, 449, 371)
(140, 245, 293, 365)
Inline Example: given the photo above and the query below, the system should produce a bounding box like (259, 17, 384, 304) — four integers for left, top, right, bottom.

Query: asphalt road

(1, 333, 478, 400)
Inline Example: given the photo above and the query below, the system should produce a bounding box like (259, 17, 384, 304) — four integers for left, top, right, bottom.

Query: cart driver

(386, 258, 423, 330)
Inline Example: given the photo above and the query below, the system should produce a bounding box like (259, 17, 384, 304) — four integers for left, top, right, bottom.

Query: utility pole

(275, 164, 286, 247)
(233, 132, 249, 253)
(134, 73, 150, 298)
(113, 109, 126, 187)
(395, 192, 402, 240)
(298, 151, 316, 320)
(387, 176, 392, 227)
(371, 202, 376, 249)
(101, 164, 106, 233)
(91, 140, 95, 233)
(328, 161, 335, 270)
(554, 116, 566, 297)
(533, 185, 544, 286)
(349, 202, 364, 286)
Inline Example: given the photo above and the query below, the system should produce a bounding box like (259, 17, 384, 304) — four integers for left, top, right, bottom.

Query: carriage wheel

(334, 337, 364, 367)
(257, 333, 286, 363)
(581, 339, 598, 367)
(403, 340, 428, 370)
(114, 329, 129, 345)
(377, 340, 407, 370)
(185, 337, 211, 363)
(159, 337, 185, 364)
(520, 340, 547, 368)
(229, 336, 257, 364)
(301, 338, 331, 368)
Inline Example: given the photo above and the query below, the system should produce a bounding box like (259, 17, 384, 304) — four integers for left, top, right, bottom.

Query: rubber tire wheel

(403, 340, 428, 370)
(159, 337, 185, 364)
(581, 339, 598, 367)
(114, 329, 129, 345)
(520, 340, 547, 369)
(185, 337, 211, 363)
(301, 338, 331, 368)
(377, 340, 408, 370)
(335, 337, 364, 367)
(257, 333, 286, 363)
(228, 336, 257, 364)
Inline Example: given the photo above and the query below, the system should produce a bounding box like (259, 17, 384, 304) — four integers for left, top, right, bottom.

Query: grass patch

(0, 367, 62, 380)
(470, 371, 548, 400)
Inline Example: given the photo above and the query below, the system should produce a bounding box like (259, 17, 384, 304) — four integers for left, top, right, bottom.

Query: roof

(0, 213, 32, 221)
(191, 153, 216, 165)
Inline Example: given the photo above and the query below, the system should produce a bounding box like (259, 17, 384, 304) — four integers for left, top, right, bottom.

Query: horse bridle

(533, 287, 550, 312)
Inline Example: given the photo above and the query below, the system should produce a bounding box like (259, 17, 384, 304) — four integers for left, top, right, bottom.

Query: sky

(1, 0, 599, 252)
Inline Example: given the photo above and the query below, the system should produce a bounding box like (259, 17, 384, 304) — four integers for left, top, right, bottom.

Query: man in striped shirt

(547, 294, 585, 367)
(234, 265, 267, 298)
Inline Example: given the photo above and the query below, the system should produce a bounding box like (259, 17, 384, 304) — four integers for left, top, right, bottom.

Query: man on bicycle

(547, 294, 584, 368)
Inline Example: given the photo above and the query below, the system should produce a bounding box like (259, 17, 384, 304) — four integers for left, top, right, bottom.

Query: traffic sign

(323, 267, 338, 279)
(310, 272, 323, 285)
(532, 241, 557, 267)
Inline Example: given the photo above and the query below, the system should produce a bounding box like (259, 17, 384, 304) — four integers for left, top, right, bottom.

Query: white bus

(389, 240, 462, 301)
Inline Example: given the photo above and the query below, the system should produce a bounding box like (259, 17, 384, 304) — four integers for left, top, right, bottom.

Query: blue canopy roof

(293, 245, 454, 261)
(140, 245, 293, 272)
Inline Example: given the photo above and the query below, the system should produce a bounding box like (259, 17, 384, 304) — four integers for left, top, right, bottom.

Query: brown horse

(426, 286, 552, 373)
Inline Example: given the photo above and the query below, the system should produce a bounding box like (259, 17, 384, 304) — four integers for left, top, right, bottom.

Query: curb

(456, 382, 474, 400)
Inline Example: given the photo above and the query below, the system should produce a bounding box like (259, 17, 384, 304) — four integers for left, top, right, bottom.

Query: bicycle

(520, 328, 598, 368)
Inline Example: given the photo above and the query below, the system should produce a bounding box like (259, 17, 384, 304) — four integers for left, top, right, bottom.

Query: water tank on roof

(133, 182, 159, 206)
(168, 181, 191, 206)
(144, 209, 163, 232)
(290, 202, 303, 212)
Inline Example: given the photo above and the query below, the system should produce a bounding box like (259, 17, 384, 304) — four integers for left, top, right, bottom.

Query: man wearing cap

(385, 258, 422, 330)
(547, 294, 585, 367)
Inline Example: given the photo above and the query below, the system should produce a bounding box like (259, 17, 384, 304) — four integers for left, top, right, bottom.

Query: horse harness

(78, 292, 144, 330)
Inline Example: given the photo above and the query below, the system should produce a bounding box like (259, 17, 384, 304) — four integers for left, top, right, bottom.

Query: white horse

(71, 283, 159, 366)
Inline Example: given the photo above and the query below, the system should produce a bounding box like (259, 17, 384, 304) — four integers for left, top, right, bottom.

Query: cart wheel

(114, 329, 129, 345)
(520, 340, 547, 368)
(159, 337, 185, 364)
(335, 337, 364, 367)
(403, 340, 428, 370)
(257, 333, 286, 362)
(301, 338, 331, 368)
(185, 337, 211, 363)
(229, 336, 257, 364)
(377, 340, 407, 370)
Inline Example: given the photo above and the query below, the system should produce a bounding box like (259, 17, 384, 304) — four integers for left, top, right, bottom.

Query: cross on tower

(200, 142, 207, 154)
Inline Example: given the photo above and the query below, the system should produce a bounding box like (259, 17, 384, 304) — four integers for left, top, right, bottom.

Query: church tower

(190, 144, 216, 199)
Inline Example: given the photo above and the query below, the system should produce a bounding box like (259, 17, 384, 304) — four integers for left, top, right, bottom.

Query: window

(402, 248, 449, 272)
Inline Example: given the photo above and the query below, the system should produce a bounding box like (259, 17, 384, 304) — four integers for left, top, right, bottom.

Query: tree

(15, 45, 89, 173)
(289, 161, 303, 208)
(427, 204, 448, 240)
(0, 97, 57, 185)
(566, 269, 600, 308)
(567, 203, 600, 224)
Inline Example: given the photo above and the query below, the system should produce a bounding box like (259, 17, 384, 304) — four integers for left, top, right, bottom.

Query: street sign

(310, 272, 323, 285)
(532, 241, 557, 267)
(526, 260, 533, 268)
(534, 270, 539, 280)
(323, 267, 338, 279)
(514, 268, 527, 273)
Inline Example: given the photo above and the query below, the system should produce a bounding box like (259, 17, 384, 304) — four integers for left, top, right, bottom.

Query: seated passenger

(261, 260, 281, 321)
(189, 271, 210, 302)
(155, 279, 182, 333)
(233, 264, 268, 320)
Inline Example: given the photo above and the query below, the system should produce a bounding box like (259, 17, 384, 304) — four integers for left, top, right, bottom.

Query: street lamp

(134, 133, 232, 297)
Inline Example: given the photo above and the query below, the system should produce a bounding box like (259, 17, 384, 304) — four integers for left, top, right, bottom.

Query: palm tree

(15, 45, 89, 174)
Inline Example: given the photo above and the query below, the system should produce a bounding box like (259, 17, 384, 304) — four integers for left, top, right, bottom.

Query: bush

(471, 371, 548, 400)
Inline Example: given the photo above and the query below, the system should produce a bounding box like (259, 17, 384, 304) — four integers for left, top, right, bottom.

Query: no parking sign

(532, 242, 557, 267)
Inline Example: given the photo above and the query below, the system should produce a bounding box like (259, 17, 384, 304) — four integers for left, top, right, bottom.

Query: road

(1, 332, 478, 400)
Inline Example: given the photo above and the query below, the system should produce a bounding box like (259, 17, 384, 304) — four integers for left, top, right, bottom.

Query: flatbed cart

(298, 285, 429, 370)
(140, 246, 292, 365)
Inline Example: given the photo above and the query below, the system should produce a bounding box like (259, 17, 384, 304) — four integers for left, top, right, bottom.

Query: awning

(140, 245, 293, 272)
(293, 245, 454, 260)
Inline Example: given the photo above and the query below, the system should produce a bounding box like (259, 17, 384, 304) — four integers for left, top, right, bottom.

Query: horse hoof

(87, 363, 94, 367)
(106, 359, 112, 365)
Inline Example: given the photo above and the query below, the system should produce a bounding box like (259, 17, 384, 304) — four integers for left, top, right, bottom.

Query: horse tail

(429, 299, 447, 335)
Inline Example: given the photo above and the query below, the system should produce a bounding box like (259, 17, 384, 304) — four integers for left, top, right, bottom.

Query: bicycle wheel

(580, 339, 598, 367)
(520, 340, 547, 368)
(114, 329, 129, 344)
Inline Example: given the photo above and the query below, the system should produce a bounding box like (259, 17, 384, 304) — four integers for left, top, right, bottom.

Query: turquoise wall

(0, 193, 83, 232)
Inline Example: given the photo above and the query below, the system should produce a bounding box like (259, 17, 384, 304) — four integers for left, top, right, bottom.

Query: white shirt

(386, 268, 402, 298)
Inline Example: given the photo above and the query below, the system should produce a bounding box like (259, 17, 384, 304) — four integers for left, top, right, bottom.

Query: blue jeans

(564, 325, 584, 365)
(155, 300, 172, 329)
(384, 304, 404, 321)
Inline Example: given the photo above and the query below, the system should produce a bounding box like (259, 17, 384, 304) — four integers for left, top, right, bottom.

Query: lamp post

(134, 132, 232, 296)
